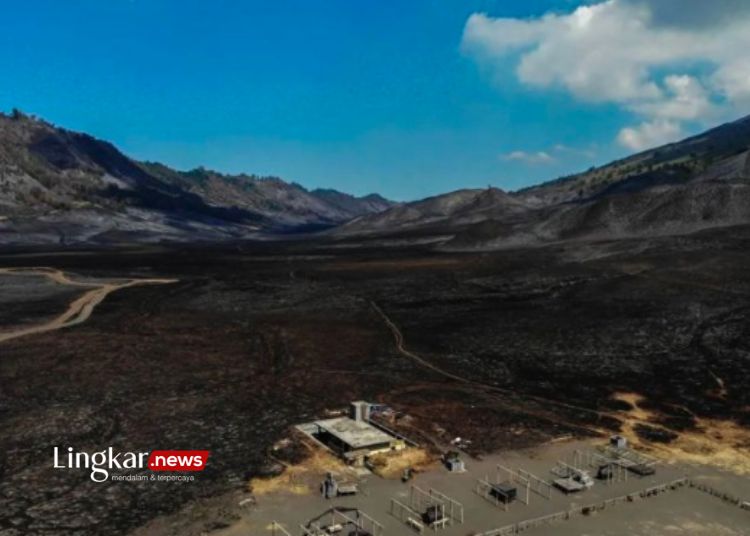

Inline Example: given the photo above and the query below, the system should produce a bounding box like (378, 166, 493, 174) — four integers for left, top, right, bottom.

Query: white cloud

(462, 0, 750, 150)
(501, 144, 598, 166)
(617, 119, 682, 151)
(712, 58, 750, 104)
(622, 0, 750, 29)
(553, 143, 597, 158)
(630, 75, 715, 121)
(501, 150, 556, 164)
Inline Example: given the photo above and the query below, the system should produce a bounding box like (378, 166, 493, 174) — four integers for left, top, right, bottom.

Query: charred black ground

(1, 228, 749, 535)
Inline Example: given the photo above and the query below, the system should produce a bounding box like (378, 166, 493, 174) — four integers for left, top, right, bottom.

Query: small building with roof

(313, 416, 404, 464)
(297, 401, 405, 465)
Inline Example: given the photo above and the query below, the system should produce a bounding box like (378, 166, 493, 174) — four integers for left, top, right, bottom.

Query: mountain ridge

(334, 113, 750, 249)
(0, 110, 396, 244)
(3, 109, 750, 248)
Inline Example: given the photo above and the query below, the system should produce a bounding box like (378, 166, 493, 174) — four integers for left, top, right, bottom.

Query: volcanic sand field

(1, 227, 750, 535)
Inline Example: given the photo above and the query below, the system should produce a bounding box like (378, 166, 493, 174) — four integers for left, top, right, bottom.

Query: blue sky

(1, 1, 747, 200)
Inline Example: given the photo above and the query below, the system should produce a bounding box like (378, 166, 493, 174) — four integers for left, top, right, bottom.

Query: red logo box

(148, 450, 209, 471)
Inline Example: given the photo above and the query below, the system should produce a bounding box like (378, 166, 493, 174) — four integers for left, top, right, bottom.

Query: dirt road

(0, 267, 177, 343)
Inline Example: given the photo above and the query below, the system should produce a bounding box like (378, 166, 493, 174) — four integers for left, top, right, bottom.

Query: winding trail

(371, 299, 750, 473)
(370, 301, 611, 437)
(371, 301, 614, 419)
(0, 267, 178, 344)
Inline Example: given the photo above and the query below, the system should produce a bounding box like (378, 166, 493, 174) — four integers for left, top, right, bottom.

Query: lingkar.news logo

(53, 447, 209, 482)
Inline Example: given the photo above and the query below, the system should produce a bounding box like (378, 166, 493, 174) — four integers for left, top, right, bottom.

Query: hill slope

(0, 110, 395, 245)
(336, 114, 750, 249)
(518, 114, 750, 206)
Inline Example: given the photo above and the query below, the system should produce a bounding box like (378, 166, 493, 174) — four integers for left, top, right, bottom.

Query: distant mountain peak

(335, 113, 750, 249)
(0, 111, 395, 245)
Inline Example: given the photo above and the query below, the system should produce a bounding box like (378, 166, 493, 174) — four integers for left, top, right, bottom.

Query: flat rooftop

(314, 417, 394, 449)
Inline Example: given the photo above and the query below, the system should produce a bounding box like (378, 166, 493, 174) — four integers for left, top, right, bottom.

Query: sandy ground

(212, 438, 750, 536)
(250, 441, 354, 497)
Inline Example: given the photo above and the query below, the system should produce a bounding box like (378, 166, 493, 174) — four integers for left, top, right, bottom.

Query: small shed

(423, 505, 443, 524)
(446, 458, 465, 472)
(610, 435, 628, 449)
(628, 463, 656, 477)
(443, 451, 465, 472)
(489, 482, 517, 504)
(596, 464, 615, 480)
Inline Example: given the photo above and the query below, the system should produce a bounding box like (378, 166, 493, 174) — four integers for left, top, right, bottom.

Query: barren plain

(1, 226, 749, 534)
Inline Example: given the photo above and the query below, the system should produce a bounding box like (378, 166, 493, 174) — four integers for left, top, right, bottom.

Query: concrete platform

(220, 440, 750, 536)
